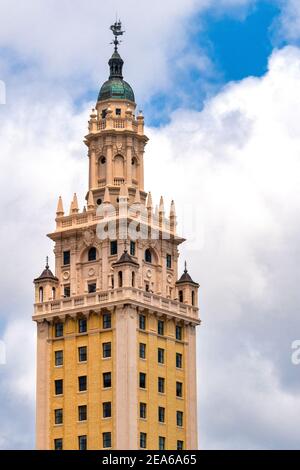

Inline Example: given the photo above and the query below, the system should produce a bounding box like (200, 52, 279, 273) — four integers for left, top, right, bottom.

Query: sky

(0, 0, 300, 449)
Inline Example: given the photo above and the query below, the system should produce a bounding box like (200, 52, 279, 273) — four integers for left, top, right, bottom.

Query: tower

(33, 21, 200, 451)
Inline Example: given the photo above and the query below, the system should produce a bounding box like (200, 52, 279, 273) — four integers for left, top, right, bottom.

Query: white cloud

(145, 45, 300, 448)
(0, 0, 255, 102)
(276, 0, 300, 41)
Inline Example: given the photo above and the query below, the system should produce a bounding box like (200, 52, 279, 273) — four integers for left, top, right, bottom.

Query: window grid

(140, 432, 147, 449)
(103, 313, 111, 329)
(78, 346, 87, 362)
(78, 375, 87, 392)
(139, 314, 146, 330)
(78, 318, 87, 333)
(78, 405, 87, 421)
(103, 372, 112, 388)
(158, 320, 164, 336)
(55, 323, 63, 338)
(55, 350, 63, 366)
(103, 402, 112, 418)
(158, 348, 165, 364)
(103, 432, 112, 448)
(139, 343, 146, 359)
(54, 438, 63, 450)
(139, 372, 146, 389)
(54, 409, 63, 425)
(176, 352, 183, 368)
(140, 402, 147, 419)
(78, 435, 87, 450)
(158, 406, 165, 423)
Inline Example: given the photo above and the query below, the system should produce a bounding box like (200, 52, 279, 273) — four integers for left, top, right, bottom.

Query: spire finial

(110, 19, 125, 52)
(46, 256, 49, 269)
(184, 261, 187, 273)
(124, 239, 128, 253)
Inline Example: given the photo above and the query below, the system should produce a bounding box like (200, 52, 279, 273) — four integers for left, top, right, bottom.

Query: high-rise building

(33, 21, 200, 451)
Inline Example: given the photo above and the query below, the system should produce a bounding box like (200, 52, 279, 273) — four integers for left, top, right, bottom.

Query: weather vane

(110, 19, 125, 52)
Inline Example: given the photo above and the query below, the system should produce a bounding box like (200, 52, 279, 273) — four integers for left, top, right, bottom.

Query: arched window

(145, 249, 152, 263)
(88, 247, 97, 262)
(132, 271, 135, 288)
(179, 290, 184, 303)
(98, 156, 106, 179)
(114, 154, 125, 178)
(52, 287, 56, 300)
(118, 271, 123, 288)
(39, 287, 44, 303)
(192, 291, 195, 306)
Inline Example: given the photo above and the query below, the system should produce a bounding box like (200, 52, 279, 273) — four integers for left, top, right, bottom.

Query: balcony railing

(33, 287, 199, 323)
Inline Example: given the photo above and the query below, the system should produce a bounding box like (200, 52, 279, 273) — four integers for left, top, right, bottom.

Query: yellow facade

(33, 21, 200, 451)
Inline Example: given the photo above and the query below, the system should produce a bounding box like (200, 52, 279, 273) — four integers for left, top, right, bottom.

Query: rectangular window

(139, 372, 146, 389)
(88, 283, 96, 293)
(159, 436, 166, 450)
(140, 402, 147, 419)
(55, 350, 63, 366)
(139, 314, 146, 330)
(103, 432, 112, 448)
(158, 348, 165, 364)
(115, 108, 121, 116)
(166, 254, 172, 269)
(177, 440, 184, 450)
(54, 408, 63, 425)
(101, 109, 107, 119)
(63, 250, 70, 266)
(130, 240, 136, 256)
(103, 313, 111, 329)
(55, 379, 63, 395)
(140, 432, 147, 449)
(78, 376, 87, 392)
(110, 240, 118, 256)
(102, 342, 111, 358)
(54, 438, 63, 450)
(176, 352, 183, 369)
(176, 325, 183, 341)
(54, 322, 63, 338)
(103, 402, 111, 418)
(177, 411, 183, 427)
(63, 285, 70, 298)
(78, 405, 87, 421)
(158, 406, 165, 423)
(176, 381, 183, 398)
(139, 343, 146, 359)
(78, 346, 87, 362)
(78, 435, 87, 451)
(158, 377, 165, 394)
(78, 318, 87, 333)
(103, 372, 111, 388)
(158, 320, 164, 336)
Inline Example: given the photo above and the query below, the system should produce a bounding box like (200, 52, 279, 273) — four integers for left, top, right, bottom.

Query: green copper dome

(97, 46, 135, 103)
(98, 78, 135, 102)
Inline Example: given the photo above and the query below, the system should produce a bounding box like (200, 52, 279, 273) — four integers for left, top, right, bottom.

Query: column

(115, 305, 138, 449)
(106, 144, 113, 186)
(126, 138, 132, 187)
(185, 324, 198, 449)
(36, 321, 50, 449)
(90, 149, 97, 190)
